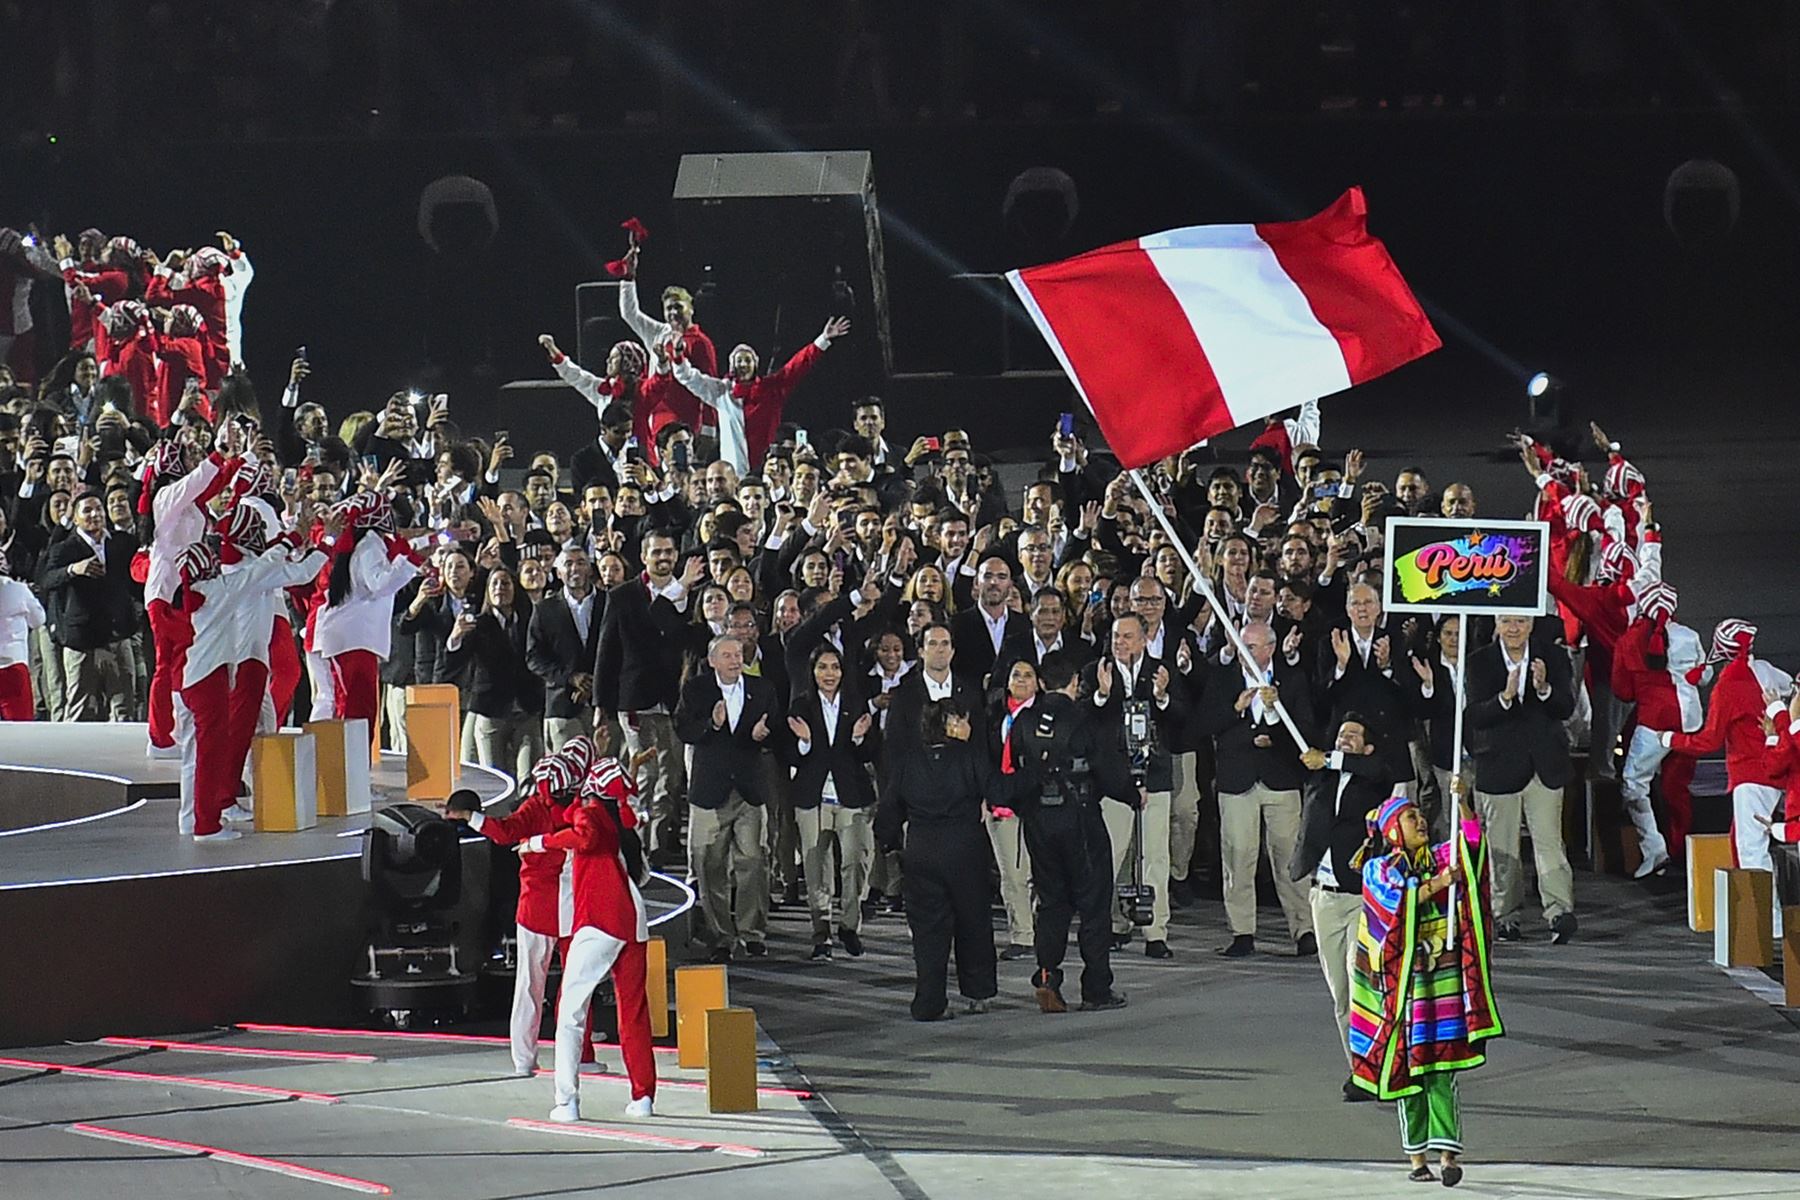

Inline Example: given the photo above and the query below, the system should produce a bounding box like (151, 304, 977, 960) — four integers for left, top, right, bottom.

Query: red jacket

(741, 341, 824, 468)
(62, 263, 131, 349)
(102, 323, 161, 419)
(1762, 719, 1800, 822)
(1670, 656, 1784, 791)
(153, 334, 209, 426)
(542, 759, 646, 942)
(1612, 616, 1697, 734)
(1546, 572, 1633, 687)
(147, 271, 228, 387)
(474, 786, 573, 938)
(641, 323, 716, 454)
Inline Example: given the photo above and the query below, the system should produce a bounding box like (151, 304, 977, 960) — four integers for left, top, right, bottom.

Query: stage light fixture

(1526, 372, 1553, 398)
(355, 803, 477, 1027)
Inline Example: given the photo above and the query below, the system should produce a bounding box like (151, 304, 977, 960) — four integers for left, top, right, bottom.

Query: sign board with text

(1381, 517, 1549, 617)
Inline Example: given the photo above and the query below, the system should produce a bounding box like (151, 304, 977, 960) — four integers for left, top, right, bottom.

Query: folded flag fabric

(1006, 187, 1440, 470)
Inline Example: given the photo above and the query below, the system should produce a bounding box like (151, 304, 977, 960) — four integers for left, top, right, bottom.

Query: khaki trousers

(796, 802, 874, 940)
(985, 811, 1034, 948)
(62, 641, 132, 722)
(1168, 751, 1202, 883)
(687, 793, 768, 949)
(1218, 783, 1313, 941)
(474, 713, 543, 785)
(384, 683, 409, 753)
(1309, 884, 1363, 1064)
(1104, 791, 1171, 941)
(543, 713, 593, 753)
(623, 711, 686, 855)
(1476, 774, 1575, 926)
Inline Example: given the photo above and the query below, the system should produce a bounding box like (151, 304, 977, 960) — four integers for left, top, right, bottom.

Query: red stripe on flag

(1016, 242, 1234, 469)
(1254, 188, 1441, 387)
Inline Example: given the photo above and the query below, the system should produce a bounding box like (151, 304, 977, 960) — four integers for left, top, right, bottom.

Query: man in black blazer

(1082, 611, 1191, 958)
(950, 555, 1030, 687)
(1288, 714, 1396, 1097)
(673, 632, 778, 961)
(1205, 620, 1318, 958)
(782, 648, 879, 959)
(527, 546, 602, 751)
(1314, 582, 1415, 788)
(1467, 612, 1577, 944)
(40, 494, 137, 721)
(596, 528, 704, 859)
(992, 588, 1096, 686)
(880, 623, 981, 789)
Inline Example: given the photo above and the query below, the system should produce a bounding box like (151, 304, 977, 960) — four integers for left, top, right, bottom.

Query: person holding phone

(314, 490, 421, 729)
(616, 241, 717, 460)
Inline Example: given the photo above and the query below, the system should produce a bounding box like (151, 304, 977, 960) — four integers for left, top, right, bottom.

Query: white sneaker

(147, 743, 181, 760)
(623, 1096, 653, 1119)
(1633, 849, 1669, 879)
(222, 805, 256, 826)
(510, 1065, 535, 1079)
(192, 829, 242, 844)
(548, 1100, 580, 1123)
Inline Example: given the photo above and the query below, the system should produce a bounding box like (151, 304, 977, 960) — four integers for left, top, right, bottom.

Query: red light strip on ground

(98, 1037, 378, 1064)
(0, 1056, 339, 1104)
(66, 1123, 390, 1194)
(238, 1022, 681, 1054)
(505, 1117, 765, 1157)
(531, 1067, 812, 1100)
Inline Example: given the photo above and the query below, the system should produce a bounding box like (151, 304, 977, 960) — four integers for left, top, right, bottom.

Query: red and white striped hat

(1637, 581, 1678, 624)
(335, 490, 396, 535)
(101, 299, 150, 339)
(166, 304, 203, 337)
(1594, 538, 1637, 585)
(1561, 492, 1602, 535)
(187, 245, 232, 277)
(1603, 457, 1646, 500)
(177, 541, 220, 585)
(1710, 618, 1757, 663)
(557, 735, 596, 780)
(531, 752, 584, 799)
(106, 236, 142, 261)
(610, 340, 648, 379)
(220, 502, 272, 557)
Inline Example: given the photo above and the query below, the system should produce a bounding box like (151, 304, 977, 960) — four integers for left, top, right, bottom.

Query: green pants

(1396, 1072, 1462, 1154)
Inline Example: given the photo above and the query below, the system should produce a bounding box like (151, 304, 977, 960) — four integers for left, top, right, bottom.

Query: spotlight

(1526, 372, 1553, 398)
(354, 802, 477, 1027)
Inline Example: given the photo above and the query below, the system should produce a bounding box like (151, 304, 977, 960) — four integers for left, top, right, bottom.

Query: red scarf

(999, 695, 1034, 774)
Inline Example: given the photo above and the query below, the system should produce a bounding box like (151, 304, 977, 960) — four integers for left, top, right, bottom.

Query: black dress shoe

(1296, 932, 1318, 958)
(913, 1008, 955, 1022)
(1168, 877, 1196, 909)
(743, 941, 768, 958)
(1550, 913, 1577, 945)
(838, 927, 864, 957)
(1217, 934, 1255, 958)
(886, 894, 906, 915)
(1494, 922, 1522, 943)
(1079, 991, 1128, 1011)
(1342, 1075, 1375, 1103)
(999, 943, 1031, 961)
(1109, 932, 1132, 953)
(1144, 939, 1173, 959)
(708, 945, 734, 964)
(810, 941, 833, 961)
(783, 880, 803, 907)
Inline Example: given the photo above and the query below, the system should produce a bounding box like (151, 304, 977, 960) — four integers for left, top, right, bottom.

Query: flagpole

(1123, 467, 1312, 755)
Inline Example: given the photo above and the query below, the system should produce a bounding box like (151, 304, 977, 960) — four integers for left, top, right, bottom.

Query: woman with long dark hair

(876, 697, 1030, 1020)
(444, 565, 544, 783)
(784, 643, 878, 960)
(314, 490, 421, 728)
(984, 658, 1039, 961)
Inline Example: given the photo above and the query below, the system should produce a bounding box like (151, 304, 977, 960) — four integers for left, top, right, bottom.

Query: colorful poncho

(1348, 819, 1504, 1100)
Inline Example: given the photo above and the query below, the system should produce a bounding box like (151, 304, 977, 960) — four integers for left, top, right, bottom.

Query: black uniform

(1009, 692, 1140, 1004)
(876, 737, 1031, 1020)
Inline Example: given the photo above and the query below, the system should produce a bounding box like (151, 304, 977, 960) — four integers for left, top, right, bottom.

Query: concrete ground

(3, 872, 1798, 1198)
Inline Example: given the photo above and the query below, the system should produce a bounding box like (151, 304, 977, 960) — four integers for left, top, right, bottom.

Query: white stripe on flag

(1138, 225, 1352, 426)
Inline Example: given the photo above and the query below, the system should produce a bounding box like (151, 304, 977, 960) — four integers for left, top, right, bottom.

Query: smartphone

(1058, 411, 1075, 437)
(625, 446, 645, 466)
(494, 429, 509, 444)
(296, 345, 308, 362)
(924, 435, 941, 452)
(282, 467, 298, 492)
(672, 442, 690, 473)
(833, 549, 850, 575)
(795, 429, 809, 449)
(361, 454, 379, 474)
(1313, 481, 1337, 498)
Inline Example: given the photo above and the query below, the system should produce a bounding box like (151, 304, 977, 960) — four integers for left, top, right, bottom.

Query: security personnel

(1010, 651, 1141, 1013)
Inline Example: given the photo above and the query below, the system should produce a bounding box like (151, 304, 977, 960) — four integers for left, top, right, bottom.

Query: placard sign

(1382, 517, 1549, 617)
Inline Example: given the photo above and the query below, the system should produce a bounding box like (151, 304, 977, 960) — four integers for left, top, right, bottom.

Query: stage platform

(0, 724, 693, 1048)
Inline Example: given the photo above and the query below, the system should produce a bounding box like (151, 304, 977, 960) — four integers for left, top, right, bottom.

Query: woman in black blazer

(442, 565, 544, 783)
(783, 643, 878, 960)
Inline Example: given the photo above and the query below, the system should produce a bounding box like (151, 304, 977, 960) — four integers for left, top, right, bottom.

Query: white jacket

(148, 454, 233, 608)
(184, 546, 327, 687)
(311, 532, 418, 660)
(0, 578, 46, 667)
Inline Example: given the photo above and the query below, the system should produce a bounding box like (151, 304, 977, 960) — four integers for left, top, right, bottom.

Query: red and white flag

(1006, 187, 1440, 470)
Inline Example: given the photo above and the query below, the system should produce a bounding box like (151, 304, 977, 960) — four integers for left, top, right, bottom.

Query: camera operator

(1010, 651, 1140, 1013)
(1082, 610, 1190, 958)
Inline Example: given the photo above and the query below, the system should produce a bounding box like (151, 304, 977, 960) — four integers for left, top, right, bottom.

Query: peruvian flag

(1006, 188, 1440, 470)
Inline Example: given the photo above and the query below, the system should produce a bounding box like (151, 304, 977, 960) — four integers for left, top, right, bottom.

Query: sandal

(1408, 1165, 1437, 1183)
(1440, 1161, 1463, 1188)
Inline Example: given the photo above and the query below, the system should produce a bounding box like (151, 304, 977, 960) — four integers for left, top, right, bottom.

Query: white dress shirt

(717, 673, 745, 731)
